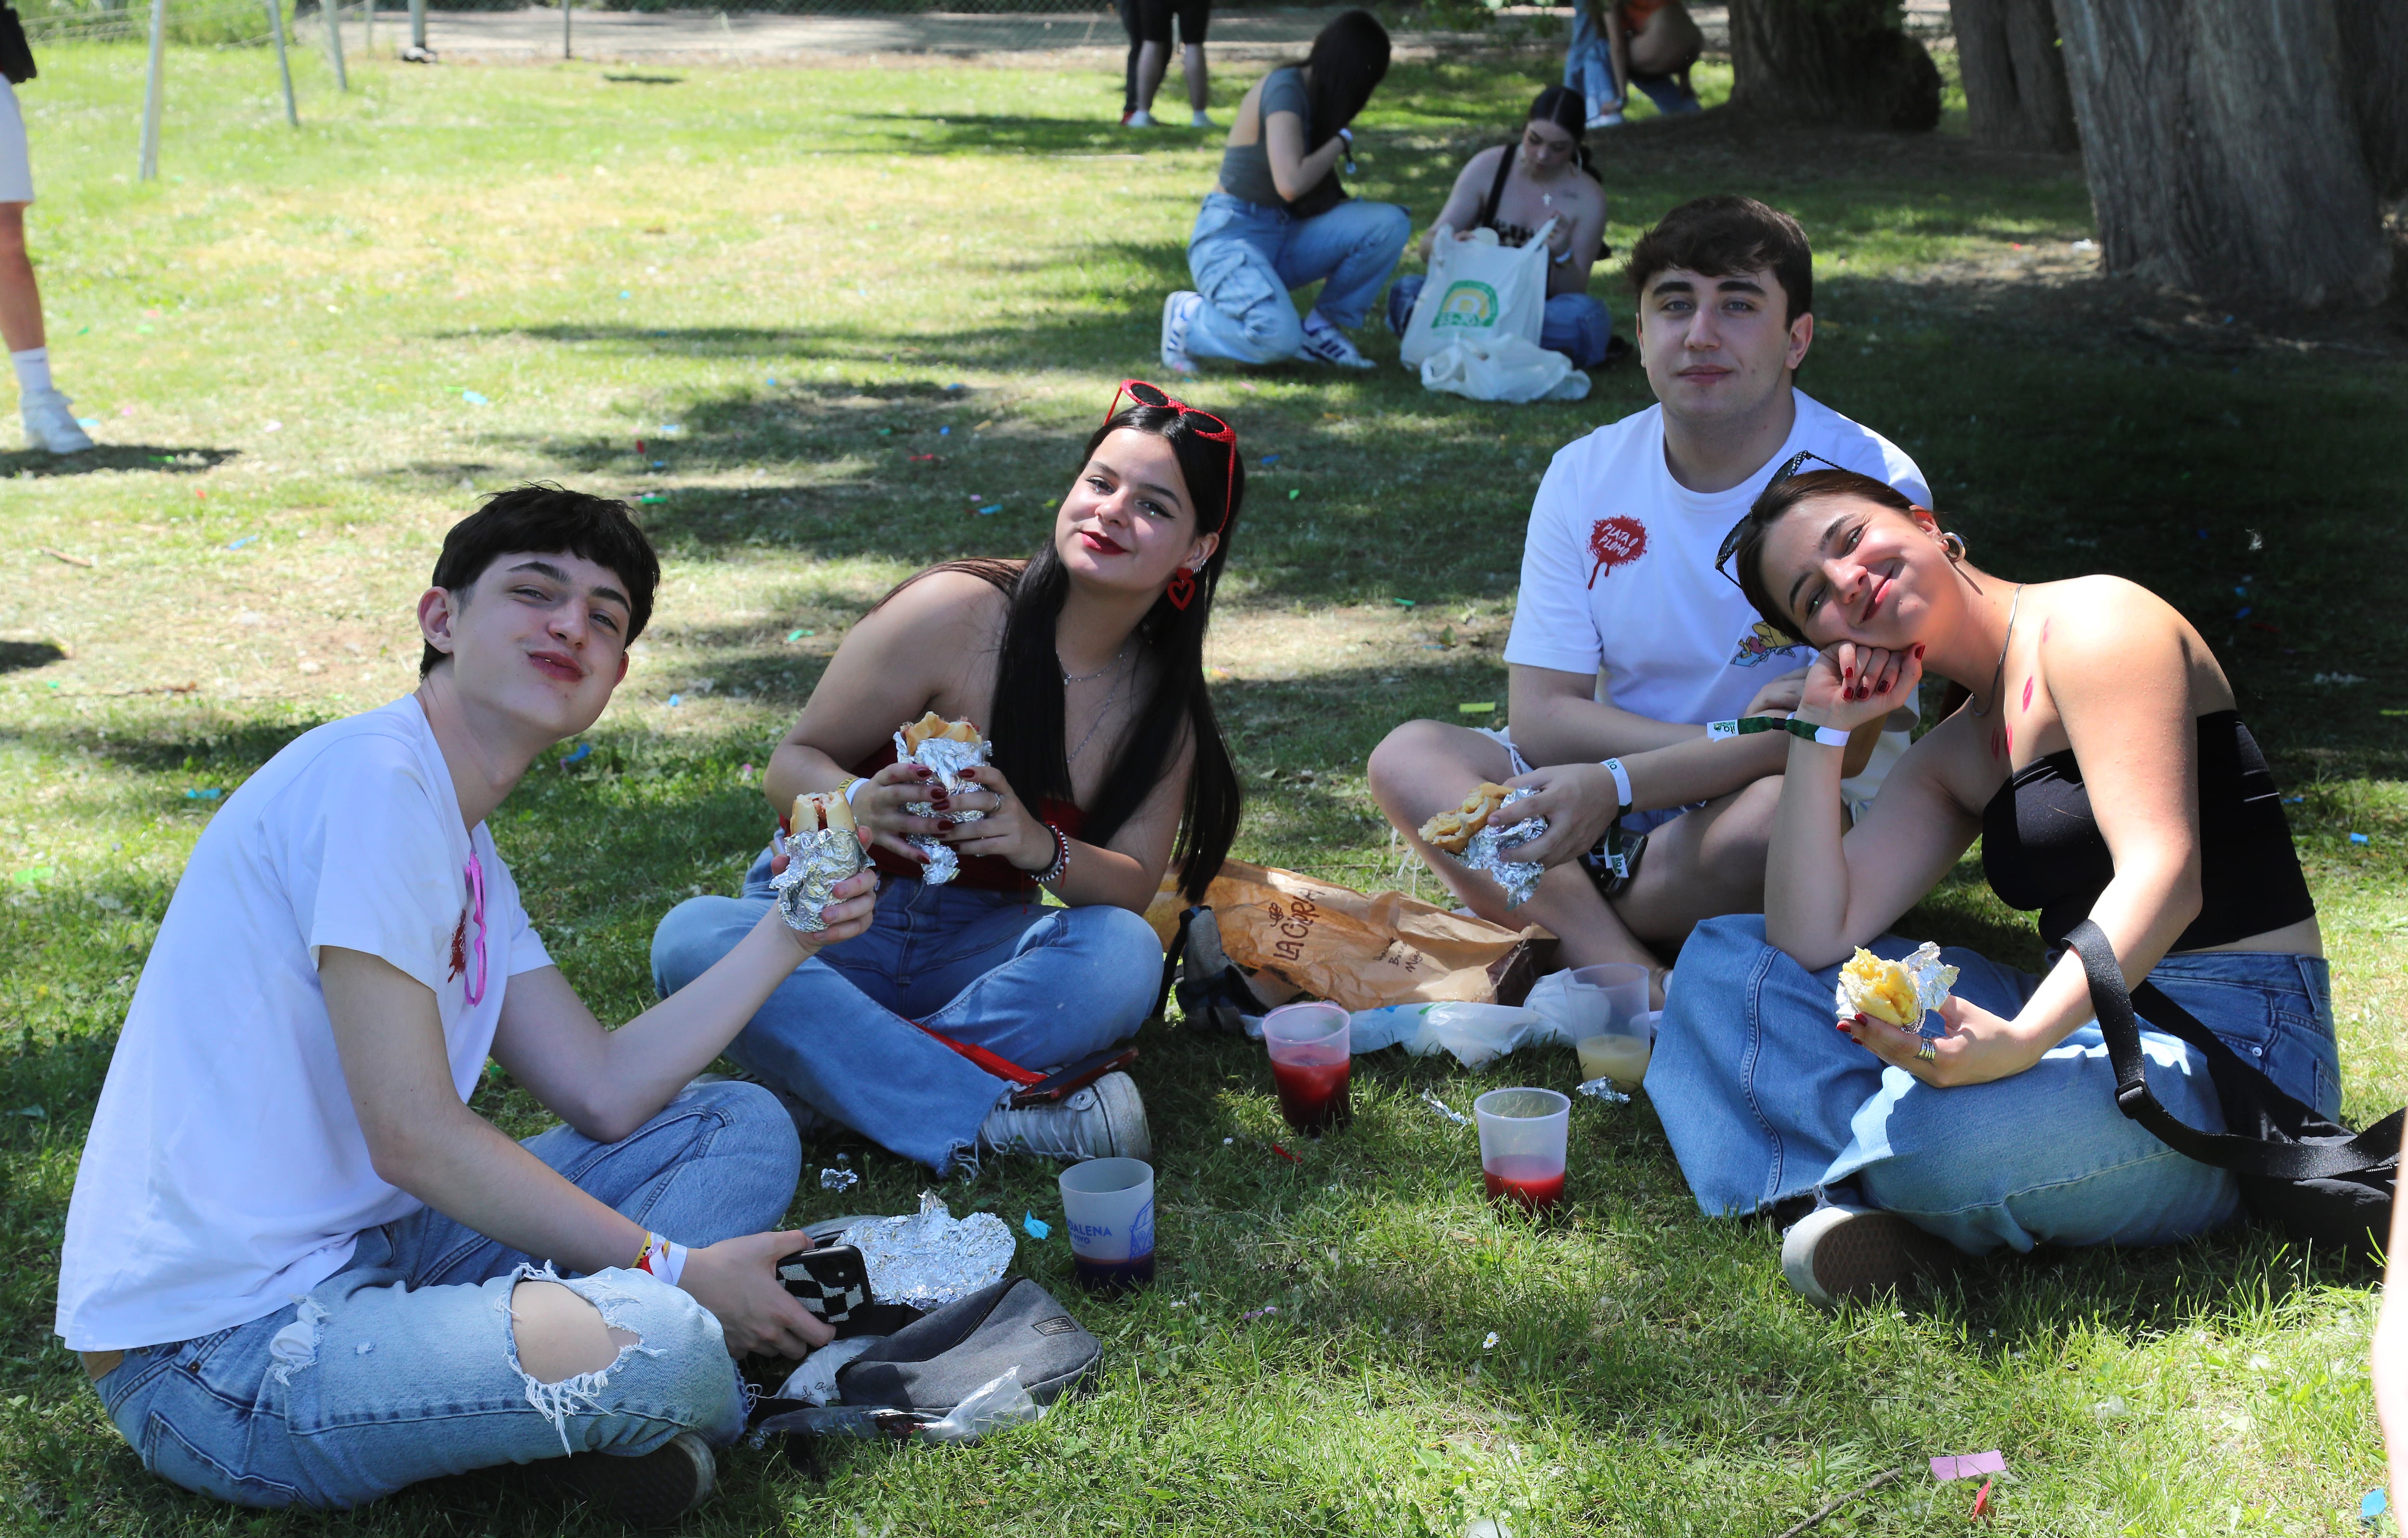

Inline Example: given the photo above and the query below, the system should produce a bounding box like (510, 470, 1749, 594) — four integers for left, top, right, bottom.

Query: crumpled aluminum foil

(819, 1167, 860, 1193)
(1834, 940, 1961, 1027)
(771, 826, 865, 934)
(1460, 787, 1546, 908)
(895, 729, 993, 886)
(836, 1192, 1015, 1311)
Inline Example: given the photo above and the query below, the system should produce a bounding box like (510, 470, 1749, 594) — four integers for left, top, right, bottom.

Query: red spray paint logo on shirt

(1586, 516, 1648, 587)
(448, 912, 469, 982)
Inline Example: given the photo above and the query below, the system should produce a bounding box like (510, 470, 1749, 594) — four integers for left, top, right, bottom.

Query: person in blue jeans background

(1565, 0, 1704, 127)
(1385, 85, 1614, 370)
(1160, 9, 1406, 372)
(1649, 465, 2336, 1307)
(654, 382, 1249, 1176)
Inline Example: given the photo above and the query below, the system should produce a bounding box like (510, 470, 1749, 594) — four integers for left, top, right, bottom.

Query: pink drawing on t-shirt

(1586, 516, 1648, 587)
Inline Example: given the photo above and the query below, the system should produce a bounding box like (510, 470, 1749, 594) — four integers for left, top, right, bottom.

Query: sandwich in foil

(1834, 942, 1960, 1027)
(894, 713, 991, 886)
(772, 789, 866, 934)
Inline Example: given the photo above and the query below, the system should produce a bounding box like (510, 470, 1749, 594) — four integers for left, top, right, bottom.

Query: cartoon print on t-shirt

(1585, 516, 1647, 587)
(1730, 620, 1813, 667)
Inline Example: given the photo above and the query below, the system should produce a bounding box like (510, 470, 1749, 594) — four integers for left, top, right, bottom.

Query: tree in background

(1726, 0, 1941, 132)
(1947, 0, 2075, 151)
(2053, 0, 2401, 310)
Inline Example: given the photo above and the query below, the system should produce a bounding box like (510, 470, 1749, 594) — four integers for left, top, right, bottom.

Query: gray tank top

(1216, 68, 1313, 209)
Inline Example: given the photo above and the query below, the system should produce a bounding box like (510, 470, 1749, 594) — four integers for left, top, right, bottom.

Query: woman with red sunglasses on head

(652, 383, 1246, 1174)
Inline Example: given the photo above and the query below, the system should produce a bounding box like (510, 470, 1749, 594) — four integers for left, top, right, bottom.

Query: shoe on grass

(1124, 108, 1155, 128)
(1160, 290, 1201, 376)
(1296, 313, 1372, 369)
(1190, 110, 1216, 128)
(22, 388, 94, 455)
(977, 1070, 1150, 1162)
(1779, 1204, 1961, 1309)
(562, 1431, 716, 1530)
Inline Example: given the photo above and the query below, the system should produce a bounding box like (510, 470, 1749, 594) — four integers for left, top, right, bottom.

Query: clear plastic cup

(1263, 1001, 1351, 1136)
(1058, 1157, 1155, 1294)
(1578, 1006, 1658, 1090)
(1473, 1086, 1570, 1212)
(1568, 963, 1649, 1030)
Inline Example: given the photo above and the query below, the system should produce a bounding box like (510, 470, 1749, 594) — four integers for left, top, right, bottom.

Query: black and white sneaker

(1779, 1205, 1962, 1309)
(562, 1431, 716, 1530)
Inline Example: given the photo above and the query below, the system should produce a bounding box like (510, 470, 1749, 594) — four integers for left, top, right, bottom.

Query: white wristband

(842, 776, 868, 807)
(1807, 723, 1852, 748)
(635, 1231, 688, 1288)
(1600, 756, 1634, 815)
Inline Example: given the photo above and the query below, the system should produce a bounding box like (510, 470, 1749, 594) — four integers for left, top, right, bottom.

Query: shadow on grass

(0, 444, 241, 478)
(0, 641, 66, 676)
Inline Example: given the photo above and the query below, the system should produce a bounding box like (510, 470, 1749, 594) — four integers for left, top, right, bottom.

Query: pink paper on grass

(1930, 1451, 2006, 1482)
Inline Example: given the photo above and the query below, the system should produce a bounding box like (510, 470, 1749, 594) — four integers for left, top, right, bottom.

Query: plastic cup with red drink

(1262, 1001, 1351, 1136)
(1474, 1087, 1570, 1212)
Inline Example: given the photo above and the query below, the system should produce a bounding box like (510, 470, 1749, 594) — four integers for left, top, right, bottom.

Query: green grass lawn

(2, 36, 2404, 1536)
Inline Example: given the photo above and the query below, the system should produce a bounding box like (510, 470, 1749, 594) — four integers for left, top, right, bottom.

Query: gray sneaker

(561, 1430, 715, 1529)
(1779, 1204, 1961, 1309)
(1160, 290, 1201, 376)
(977, 1070, 1151, 1162)
(1295, 316, 1372, 369)
(22, 388, 94, 455)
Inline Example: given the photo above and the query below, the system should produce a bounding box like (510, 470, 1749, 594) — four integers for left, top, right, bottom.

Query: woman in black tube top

(1644, 463, 2340, 1308)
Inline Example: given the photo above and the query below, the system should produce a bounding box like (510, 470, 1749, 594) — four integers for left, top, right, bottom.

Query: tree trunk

(2334, 0, 2408, 198)
(1728, 0, 1944, 132)
(1948, 0, 2077, 151)
(2054, 0, 2387, 309)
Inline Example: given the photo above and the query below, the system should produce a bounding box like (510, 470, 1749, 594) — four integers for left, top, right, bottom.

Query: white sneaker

(1124, 108, 1156, 128)
(1190, 110, 1216, 129)
(1779, 1204, 1961, 1309)
(1296, 315, 1373, 369)
(21, 388, 94, 454)
(1587, 111, 1626, 129)
(1160, 290, 1201, 376)
(977, 1070, 1151, 1162)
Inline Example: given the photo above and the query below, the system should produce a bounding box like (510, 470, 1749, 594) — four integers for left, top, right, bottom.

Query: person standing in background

(0, 14, 92, 456)
(1128, 0, 1214, 129)
(1566, 0, 1704, 128)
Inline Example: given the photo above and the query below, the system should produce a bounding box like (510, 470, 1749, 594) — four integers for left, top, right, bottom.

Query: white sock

(11, 347, 51, 398)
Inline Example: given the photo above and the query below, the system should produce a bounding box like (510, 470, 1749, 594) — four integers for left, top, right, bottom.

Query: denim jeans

(651, 854, 1165, 1176)
(91, 1081, 799, 1510)
(1184, 191, 1412, 363)
(1649, 915, 2343, 1254)
(1563, 8, 1701, 117)
(1384, 274, 1614, 369)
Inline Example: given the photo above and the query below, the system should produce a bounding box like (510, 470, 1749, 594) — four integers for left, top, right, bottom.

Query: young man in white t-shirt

(56, 487, 877, 1523)
(1369, 196, 1930, 986)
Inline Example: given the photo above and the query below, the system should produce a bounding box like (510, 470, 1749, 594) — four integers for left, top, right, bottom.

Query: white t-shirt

(1503, 389, 1930, 806)
(56, 697, 552, 1352)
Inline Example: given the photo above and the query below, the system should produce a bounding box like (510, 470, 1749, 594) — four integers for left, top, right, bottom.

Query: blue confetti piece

(2234, 586, 2249, 596)
(1021, 1212, 1051, 1240)
(619, 289, 631, 299)
(2284, 795, 2303, 803)
(939, 425, 951, 435)
(766, 375, 778, 386)
(977, 503, 1002, 516)
(560, 743, 592, 765)
(667, 694, 682, 707)
(1260, 453, 1280, 465)
(2366, 1489, 2388, 1523)
(184, 787, 222, 800)
(2197, 529, 2211, 539)
(947, 382, 965, 391)
(2235, 607, 2251, 618)
(2350, 832, 2370, 845)
(651, 460, 666, 469)
(226, 535, 258, 550)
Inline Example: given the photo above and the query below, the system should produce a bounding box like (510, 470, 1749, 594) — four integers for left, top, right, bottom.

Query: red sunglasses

(1105, 378, 1237, 534)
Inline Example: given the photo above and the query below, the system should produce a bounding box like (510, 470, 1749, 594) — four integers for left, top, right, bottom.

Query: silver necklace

(1068, 652, 1133, 764)
(1060, 642, 1127, 686)
(1969, 584, 2024, 717)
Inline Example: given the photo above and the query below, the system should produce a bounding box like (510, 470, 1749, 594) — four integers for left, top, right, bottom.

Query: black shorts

(1135, 0, 1209, 46)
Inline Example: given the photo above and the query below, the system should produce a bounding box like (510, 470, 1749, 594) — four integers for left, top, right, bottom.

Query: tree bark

(1948, 0, 2077, 152)
(2054, 0, 2387, 309)
(1727, 0, 1944, 133)
(2333, 0, 2408, 198)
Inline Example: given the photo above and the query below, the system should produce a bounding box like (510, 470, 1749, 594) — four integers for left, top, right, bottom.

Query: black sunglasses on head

(1712, 449, 1852, 588)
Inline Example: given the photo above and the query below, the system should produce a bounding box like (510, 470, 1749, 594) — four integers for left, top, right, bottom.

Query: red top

(852, 744, 1086, 892)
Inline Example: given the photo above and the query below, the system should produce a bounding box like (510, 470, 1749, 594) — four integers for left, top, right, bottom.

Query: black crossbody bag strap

(2063, 919, 2400, 1182)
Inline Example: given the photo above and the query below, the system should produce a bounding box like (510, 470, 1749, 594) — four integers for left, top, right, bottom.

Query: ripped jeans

(89, 1080, 799, 1510)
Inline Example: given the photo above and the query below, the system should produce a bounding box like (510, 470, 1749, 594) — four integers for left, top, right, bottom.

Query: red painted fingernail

(1913, 644, 1927, 658)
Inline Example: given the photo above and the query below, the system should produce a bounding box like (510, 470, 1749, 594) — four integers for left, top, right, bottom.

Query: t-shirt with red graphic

(1503, 389, 1928, 803)
(56, 696, 551, 1352)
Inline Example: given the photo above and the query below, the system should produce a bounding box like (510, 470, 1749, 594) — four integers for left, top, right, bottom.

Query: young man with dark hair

(1369, 196, 1929, 986)
(56, 486, 876, 1523)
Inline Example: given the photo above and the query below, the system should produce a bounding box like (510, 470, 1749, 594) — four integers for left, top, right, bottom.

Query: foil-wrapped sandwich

(1442, 784, 1546, 908)
(1419, 782, 1514, 856)
(772, 789, 866, 933)
(1834, 942, 1960, 1027)
(894, 712, 992, 886)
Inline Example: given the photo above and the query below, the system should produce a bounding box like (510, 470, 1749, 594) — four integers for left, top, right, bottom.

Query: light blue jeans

(1564, 6, 1701, 117)
(1184, 191, 1413, 363)
(651, 853, 1165, 1176)
(1384, 274, 1614, 369)
(1649, 915, 2343, 1254)
(92, 1081, 798, 1510)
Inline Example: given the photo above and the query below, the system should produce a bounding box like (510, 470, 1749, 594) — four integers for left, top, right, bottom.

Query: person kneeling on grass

(1384, 85, 1614, 370)
(651, 380, 1245, 1174)
(1160, 9, 1407, 373)
(56, 486, 876, 1525)
(1650, 469, 2337, 1307)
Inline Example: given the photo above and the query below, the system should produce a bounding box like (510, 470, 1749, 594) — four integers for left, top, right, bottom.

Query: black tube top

(1980, 710, 2315, 950)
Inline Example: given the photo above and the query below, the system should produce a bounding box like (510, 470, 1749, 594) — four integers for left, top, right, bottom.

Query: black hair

(880, 406, 1245, 902)
(1302, 9, 1390, 151)
(1727, 467, 1919, 643)
(1626, 194, 1814, 325)
(1526, 84, 1601, 182)
(419, 483, 662, 678)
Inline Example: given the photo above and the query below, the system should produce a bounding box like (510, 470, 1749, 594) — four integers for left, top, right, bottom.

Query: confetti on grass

(1930, 1451, 2005, 1482)
(1021, 1212, 1050, 1239)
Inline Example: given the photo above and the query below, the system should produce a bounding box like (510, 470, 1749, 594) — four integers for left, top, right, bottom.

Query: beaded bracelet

(1035, 821, 1071, 886)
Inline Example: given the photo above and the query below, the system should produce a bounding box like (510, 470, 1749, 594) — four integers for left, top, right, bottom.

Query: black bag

(0, 7, 36, 86)
(2065, 919, 2400, 1259)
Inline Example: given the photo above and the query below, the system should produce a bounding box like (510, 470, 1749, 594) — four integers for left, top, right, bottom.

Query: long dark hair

(1302, 9, 1390, 151)
(1527, 84, 1601, 182)
(884, 406, 1245, 901)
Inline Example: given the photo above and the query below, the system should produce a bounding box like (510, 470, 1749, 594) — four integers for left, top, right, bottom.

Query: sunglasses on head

(1712, 449, 1851, 589)
(1106, 378, 1237, 534)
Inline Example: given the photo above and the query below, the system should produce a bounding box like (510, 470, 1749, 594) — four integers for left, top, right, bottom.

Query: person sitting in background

(1161, 9, 1407, 373)
(1384, 85, 1613, 370)
(1567, 0, 1704, 127)
(652, 383, 1246, 1175)
(1128, 0, 1214, 128)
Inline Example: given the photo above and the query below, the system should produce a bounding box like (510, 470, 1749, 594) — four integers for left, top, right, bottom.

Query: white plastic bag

(1398, 221, 1556, 369)
(1347, 1001, 1547, 1069)
(1420, 332, 1591, 404)
(917, 1365, 1047, 1444)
